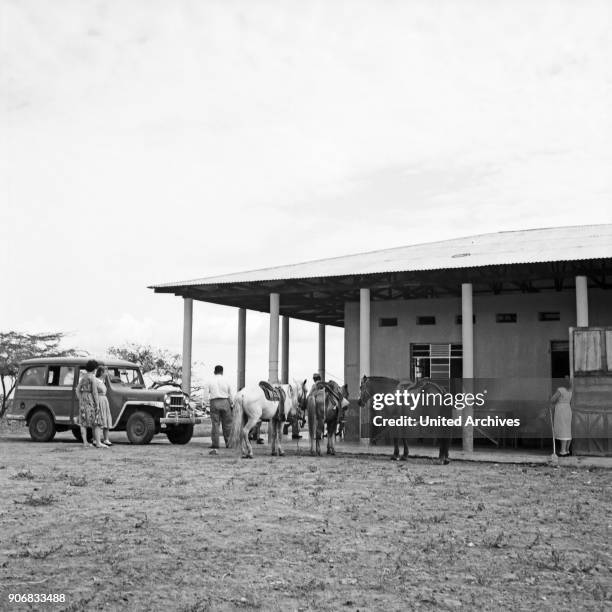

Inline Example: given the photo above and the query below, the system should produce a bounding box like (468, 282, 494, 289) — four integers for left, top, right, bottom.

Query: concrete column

(281, 316, 289, 384)
(318, 323, 326, 379)
(182, 297, 193, 394)
(575, 275, 589, 327)
(359, 288, 371, 377)
(237, 308, 246, 390)
(461, 283, 474, 453)
(268, 293, 280, 384)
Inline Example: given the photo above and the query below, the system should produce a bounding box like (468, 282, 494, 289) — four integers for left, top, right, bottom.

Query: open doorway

(550, 340, 570, 380)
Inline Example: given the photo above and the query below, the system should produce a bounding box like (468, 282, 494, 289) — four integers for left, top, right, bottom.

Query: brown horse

(306, 381, 349, 456)
(358, 375, 452, 465)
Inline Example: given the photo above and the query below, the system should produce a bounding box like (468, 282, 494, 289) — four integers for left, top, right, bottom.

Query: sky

(1, 0, 611, 388)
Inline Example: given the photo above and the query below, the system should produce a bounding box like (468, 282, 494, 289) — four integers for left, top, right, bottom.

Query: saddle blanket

(258, 381, 286, 421)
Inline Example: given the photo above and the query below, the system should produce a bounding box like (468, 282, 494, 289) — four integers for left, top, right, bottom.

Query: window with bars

(410, 343, 463, 380)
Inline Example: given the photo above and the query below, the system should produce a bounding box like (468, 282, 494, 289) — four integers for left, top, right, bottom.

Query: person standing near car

(95, 366, 113, 446)
(206, 365, 233, 453)
(75, 359, 105, 449)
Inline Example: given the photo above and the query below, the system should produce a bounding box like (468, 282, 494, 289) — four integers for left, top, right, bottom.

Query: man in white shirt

(207, 365, 234, 450)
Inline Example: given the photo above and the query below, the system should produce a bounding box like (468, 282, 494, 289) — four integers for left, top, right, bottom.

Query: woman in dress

(551, 380, 573, 456)
(75, 359, 105, 449)
(95, 366, 113, 446)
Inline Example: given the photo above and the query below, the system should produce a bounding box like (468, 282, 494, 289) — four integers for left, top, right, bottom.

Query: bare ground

(0, 424, 611, 612)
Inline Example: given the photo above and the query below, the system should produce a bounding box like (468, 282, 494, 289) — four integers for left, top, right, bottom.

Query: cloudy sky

(2, 0, 611, 387)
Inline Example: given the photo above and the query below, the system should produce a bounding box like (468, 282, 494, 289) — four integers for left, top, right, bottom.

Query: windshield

(106, 367, 145, 388)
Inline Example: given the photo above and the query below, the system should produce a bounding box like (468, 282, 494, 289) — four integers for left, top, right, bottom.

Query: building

(150, 224, 612, 449)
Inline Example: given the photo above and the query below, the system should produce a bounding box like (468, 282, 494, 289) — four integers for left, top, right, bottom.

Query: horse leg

(270, 418, 278, 456)
(308, 415, 316, 456)
(329, 420, 336, 455)
(277, 420, 285, 457)
(400, 439, 409, 461)
(277, 421, 285, 457)
(391, 438, 400, 461)
(316, 402, 324, 457)
(242, 417, 259, 459)
(438, 438, 450, 465)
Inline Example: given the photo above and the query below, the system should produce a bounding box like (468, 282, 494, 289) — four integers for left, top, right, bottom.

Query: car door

(46, 365, 76, 426)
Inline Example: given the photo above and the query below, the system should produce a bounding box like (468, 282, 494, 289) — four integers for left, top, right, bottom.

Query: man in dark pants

(206, 365, 233, 453)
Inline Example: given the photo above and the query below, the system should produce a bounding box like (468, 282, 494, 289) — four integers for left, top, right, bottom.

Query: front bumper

(160, 411, 203, 426)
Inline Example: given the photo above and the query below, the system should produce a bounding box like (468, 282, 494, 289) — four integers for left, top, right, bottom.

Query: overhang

(150, 224, 612, 327)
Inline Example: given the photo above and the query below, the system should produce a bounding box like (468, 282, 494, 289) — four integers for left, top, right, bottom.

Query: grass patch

(10, 468, 35, 480)
(14, 492, 56, 506)
(69, 475, 88, 487)
(11, 544, 64, 559)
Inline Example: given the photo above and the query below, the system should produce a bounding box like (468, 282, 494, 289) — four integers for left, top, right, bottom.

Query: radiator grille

(169, 395, 184, 407)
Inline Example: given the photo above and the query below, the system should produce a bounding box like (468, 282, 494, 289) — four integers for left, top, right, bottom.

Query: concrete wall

(345, 289, 612, 399)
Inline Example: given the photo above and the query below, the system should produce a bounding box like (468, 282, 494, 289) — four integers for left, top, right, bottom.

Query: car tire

(29, 410, 56, 442)
(166, 424, 194, 445)
(126, 411, 156, 445)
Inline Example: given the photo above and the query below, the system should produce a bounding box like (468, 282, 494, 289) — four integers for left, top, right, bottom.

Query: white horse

(228, 379, 307, 459)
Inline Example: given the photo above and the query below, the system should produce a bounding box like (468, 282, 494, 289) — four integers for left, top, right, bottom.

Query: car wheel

(166, 424, 194, 445)
(29, 410, 56, 442)
(126, 411, 156, 445)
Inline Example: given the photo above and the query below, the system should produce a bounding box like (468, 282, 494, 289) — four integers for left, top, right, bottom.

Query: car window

(47, 366, 75, 386)
(106, 367, 144, 387)
(61, 367, 75, 386)
(20, 366, 46, 386)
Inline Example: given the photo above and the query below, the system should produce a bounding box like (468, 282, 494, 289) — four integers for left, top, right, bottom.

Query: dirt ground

(0, 423, 611, 612)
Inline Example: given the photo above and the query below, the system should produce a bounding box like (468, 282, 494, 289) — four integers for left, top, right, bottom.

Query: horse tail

(306, 394, 316, 437)
(228, 391, 244, 449)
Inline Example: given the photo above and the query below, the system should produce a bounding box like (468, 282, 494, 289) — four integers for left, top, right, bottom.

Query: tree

(0, 331, 78, 417)
(107, 343, 183, 383)
(106, 343, 203, 397)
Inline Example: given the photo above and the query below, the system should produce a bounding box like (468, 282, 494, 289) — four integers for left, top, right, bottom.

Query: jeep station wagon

(6, 357, 203, 445)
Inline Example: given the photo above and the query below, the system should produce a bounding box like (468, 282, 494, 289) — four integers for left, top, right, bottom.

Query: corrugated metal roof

(151, 224, 612, 288)
(19, 357, 136, 367)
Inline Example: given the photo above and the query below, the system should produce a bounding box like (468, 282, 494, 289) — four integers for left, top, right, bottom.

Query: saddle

(313, 381, 343, 410)
(322, 382, 344, 408)
(258, 381, 286, 421)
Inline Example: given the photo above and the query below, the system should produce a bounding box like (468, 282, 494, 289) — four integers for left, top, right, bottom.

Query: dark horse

(358, 375, 452, 465)
(307, 381, 350, 456)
